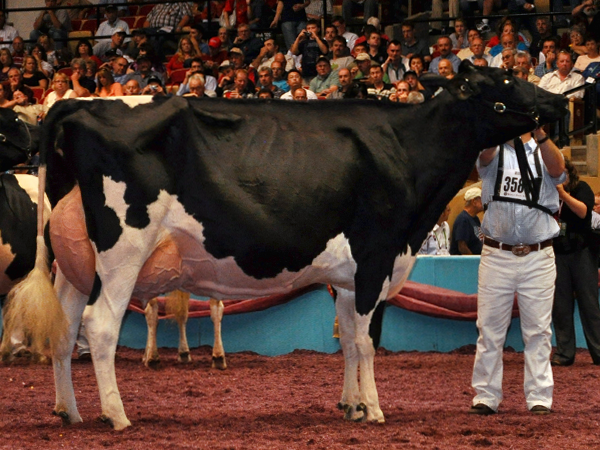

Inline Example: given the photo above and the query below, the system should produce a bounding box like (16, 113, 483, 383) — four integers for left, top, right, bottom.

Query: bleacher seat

(168, 69, 187, 85)
(71, 19, 83, 31)
(58, 67, 73, 77)
(30, 87, 44, 104)
(80, 19, 98, 33)
(120, 16, 136, 29)
(138, 4, 156, 16)
(134, 16, 147, 29)
(128, 5, 139, 16)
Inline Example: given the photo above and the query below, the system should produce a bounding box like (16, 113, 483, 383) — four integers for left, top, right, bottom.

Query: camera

(303, 31, 311, 38)
(150, 85, 157, 91)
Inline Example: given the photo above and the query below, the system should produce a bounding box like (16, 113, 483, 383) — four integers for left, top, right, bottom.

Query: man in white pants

(469, 128, 565, 416)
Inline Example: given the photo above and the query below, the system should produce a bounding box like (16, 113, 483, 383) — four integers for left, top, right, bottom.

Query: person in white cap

(93, 28, 127, 62)
(450, 186, 483, 255)
(469, 129, 566, 417)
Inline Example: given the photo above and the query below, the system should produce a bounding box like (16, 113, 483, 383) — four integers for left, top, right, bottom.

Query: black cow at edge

(3, 62, 567, 430)
(0, 110, 43, 302)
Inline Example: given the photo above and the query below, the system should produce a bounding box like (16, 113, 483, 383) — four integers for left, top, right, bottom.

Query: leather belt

(483, 237, 553, 257)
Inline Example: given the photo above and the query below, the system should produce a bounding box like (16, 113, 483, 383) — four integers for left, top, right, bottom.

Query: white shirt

(280, 88, 318, 100)
(0, 24, 18, 50)
(96, 19, 131, 44)
(574, 54, 600, 73)
(418, 222, 451, 255)
(538, 70, 585, 99)
(342, 31, 358, 51)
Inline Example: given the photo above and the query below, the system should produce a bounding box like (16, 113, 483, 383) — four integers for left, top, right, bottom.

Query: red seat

(71, 19, 83, 31)
(80, 19, 98, 33)
(120, 16, 136, 29)
(30, 87, 44, 104)
(58, 67, 73, 77)
(138, 4, 156, 16)
(168, 69, 188, 85)
(134, 16, 147, 29)
(41, 88, 54, 103)
(128, 5, 139, 16)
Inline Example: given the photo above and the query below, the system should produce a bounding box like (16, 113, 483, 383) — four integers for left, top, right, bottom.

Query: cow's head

(444, 61, 568, 145)
(0, 108, 34, 172)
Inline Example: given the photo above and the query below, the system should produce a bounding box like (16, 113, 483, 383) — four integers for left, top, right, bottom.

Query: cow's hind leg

(335, 287, 362, 421)
(166, 291, 192, 363)
(85, 286, 134, 430)
(210, 298, 226, 370)
(53, 267, 87, 425)
(142, 298, 160, 367)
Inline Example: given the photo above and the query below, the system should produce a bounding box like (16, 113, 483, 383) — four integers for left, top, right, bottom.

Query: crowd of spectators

(0, 1, 598, 123)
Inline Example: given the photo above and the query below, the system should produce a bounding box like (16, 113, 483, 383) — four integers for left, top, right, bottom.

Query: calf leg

(142, 298, 160, 367)
(172, 291, 191, 363)
(52, 267, 87, 425)
(210, 298, 226, 370)
(335, 288, 362, 421)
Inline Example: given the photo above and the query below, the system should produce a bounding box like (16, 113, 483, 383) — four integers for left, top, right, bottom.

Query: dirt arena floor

(1, 345, 599, 449)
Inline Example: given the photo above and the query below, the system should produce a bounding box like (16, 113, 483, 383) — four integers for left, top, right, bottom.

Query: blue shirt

(429, 53, 461, 75)
(477, 138, 566, 245)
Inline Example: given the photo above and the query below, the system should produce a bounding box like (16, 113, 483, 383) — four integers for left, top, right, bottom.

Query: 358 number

(503, 176, 523, 193)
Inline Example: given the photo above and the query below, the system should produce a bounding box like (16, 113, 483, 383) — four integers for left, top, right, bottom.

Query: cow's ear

(418, 73, 448, 92)
(458, 59, 478, 74)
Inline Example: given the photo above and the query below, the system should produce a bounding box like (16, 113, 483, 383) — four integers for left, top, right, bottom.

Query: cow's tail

(165, 290, 190, 324)
(0, 165, 68, 359)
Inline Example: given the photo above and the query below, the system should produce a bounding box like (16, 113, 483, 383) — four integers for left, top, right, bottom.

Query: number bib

(500, 169, 526, 200)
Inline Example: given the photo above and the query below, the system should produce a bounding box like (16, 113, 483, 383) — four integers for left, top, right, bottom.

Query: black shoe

(550, 355, 574, 366)
(530, 405, 551, 415)
(468, 403, 496, 415)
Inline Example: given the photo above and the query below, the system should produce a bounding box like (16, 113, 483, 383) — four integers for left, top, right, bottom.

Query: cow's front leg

(210, 298, 226, 370)
(335, 287, 362, 421)
(85, 282, 134, 430)
(142, 298, 160, 367)
(173, 291, 191, 363)
(53, 267, 86, 425)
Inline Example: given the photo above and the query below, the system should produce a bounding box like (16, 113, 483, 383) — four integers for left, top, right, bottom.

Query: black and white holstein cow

(3, 62, 567, 430)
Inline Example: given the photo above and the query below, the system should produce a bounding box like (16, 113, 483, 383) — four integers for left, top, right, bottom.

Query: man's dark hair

(307, 19, 320, 28)
(332, 36, 347, 46)
(401, 21, 415, 30)
(258, 88, 274, 98)
(332, 16, 345, 25)
(388, 39, 401, 47)
(584, 34, 598, 44)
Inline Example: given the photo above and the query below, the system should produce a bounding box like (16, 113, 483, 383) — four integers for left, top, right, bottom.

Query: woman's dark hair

(76, 38, 93, 56)
(345, 82, 368, 99)
(32, 44, 47, 62)
(564, 158, 580, 192)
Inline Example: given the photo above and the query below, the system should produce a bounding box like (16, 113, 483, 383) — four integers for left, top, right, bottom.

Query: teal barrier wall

(1, 256, 591, 355)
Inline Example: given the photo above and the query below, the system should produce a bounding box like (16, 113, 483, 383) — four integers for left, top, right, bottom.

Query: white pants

(472, 244, 556, 411)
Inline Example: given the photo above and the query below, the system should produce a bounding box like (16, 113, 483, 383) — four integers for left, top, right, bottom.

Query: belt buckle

(512, 244, 530, 257)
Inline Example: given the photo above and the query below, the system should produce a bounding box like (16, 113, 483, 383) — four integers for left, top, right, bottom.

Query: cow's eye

(460, 84, 468, 92)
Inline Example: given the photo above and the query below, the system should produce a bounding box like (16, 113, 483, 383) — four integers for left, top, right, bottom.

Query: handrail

(556, 81, 598, 148)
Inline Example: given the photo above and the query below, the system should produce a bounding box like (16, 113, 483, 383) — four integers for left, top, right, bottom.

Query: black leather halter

(0, 117, 34, 163)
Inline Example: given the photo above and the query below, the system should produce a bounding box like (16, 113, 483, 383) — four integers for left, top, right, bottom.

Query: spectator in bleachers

(438, 58, 456, 78)
(183, 74, 209, 98)
(0, 49, 16, 82)
(216, 61, 235, 92)
(306, 0, 333, 20)
(142, 2, 193, 57)
(59, 0, 92, 20)
(292, 87, 308, 100)
(166, 37, 198, 75)
(457, 29, 483, 60)
(332, 17, 358, 52)
(96, 5, 131, 45)
(429, 36, 460, 75)
(258, 88, 274, 98)
(487, 17, 530, 53)
(408, 54, 426, 76)
(327, 67, 353, 98)
(11, 36, 25, 69)
(515, 51, 541, 84)
(248, 0, 273, 31)
(74, 38, 103, 70)
(0, 82, 17, 108)
(85, 59, 97, 79)
(257, 66, 285, 98)
(133, 43, 164, 73)
(567, 26, 586, 63)
(400, 21, 431, 63)
(342, 0, 377, 25)
(365, 31, 387, 65)
(140, 75, 167, 96)
(9, 89, 45, 126)
(252, 39, 294, 71)
(223, 69, 256, 98)
(30, 0, 72, 50)
(31, 44, 54, 78)
(473, 57, 489, 66)
(290, 19, 328, 82)
(7, 68, 34, 105)
(450, 18, 469, 50)
(499, 48, 518, 70)
(323, 24, 338, 53)
(37, 35, 57, 68)
(512, 65, 530, 80)
(0, 10, 19, 50)
(450, 186, 483, 256)
(534, 37, 559, 77)
(389, 80, 409, 102)
(125, 29, 148, 61)
(93, 28, 128, 62)
(574, 35, 600, 72)
(218, 27, 233, 52)
(270, 60, 289, 91)
(21, 56, 49, 90)
(529, 16, 555, 62)
(270, 0, 309, 53)
(222, 0, 250, 29)
(231, 24, 263, 66)
(431, 0, 460, 34)
(381, 39, 406, 84)
(366, 63, 395, 100)
(42, 72, 77, 113)
(538, 49, 585, 99)
(572, 0, 600, 40)
(309, 56, 339, 98)
(280, 68, 317, 99)
(227, 47, 257, 85)
(351, 41, 367, 57)
(188, 24, 210, 55)
(353, 52, 372, 80)
(176, 58, 217, 95)
(490, 33, 521, 67)
(96, 0, 127, 17)
(124, 54, 166, 89)
(201, 38, 228, 77)
(95, 67, 124, 97)
(463, 37, 492, 65)
(330, 36, 354, 71)
(105, 56, 128, 84)
(70, 57, 95, 96)
(123, 78, 141, 95)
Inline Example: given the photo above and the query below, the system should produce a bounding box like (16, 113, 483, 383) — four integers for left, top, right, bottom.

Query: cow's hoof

(53, 410, 71, 425)
(143, 358, 160, 369)
(338, 402, 366, 422)
(100, 414, 131, 431)
(212, 356, 227, 370)
(178, 352, 192, 363)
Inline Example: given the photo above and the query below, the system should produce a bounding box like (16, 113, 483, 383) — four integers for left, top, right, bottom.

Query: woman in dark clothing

(21, 55, 49, 90)
(551, 158, 600, 366)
